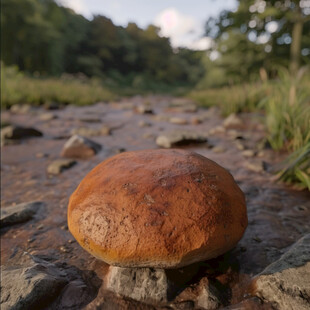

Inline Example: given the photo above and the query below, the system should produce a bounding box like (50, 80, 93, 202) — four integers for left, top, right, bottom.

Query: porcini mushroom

(68, 149, 247, 268)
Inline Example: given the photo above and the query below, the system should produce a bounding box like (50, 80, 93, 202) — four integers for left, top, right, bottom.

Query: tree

(205, 0, 310, 78)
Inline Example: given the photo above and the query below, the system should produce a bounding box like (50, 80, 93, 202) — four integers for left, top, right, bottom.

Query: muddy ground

(1, 96, 309, 309)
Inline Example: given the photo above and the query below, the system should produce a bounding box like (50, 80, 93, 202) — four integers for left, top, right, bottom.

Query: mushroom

(68, 149, 247, 269)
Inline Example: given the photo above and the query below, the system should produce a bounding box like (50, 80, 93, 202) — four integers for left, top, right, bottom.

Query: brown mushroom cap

(68, 149, 247, 268)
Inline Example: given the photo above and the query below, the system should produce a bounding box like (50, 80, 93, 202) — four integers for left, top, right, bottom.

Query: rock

(156, 130, 207, 148)
(245, 161, 264, 173)
(208, 126, 225, 135)
(253, 234, 310, 310)
(169, 117, 188, 125)
(71, 126, 111, 137)
(44, 102, 62, 110)
(39, 112, 57, 121)
(106, 266, 169, 304)
(138, 120, 151, 128)
(1, 125, 43, 140)
(61, 135, 101, 159)
(0, 252, 67, 310)
(242, 150, 256, 157)
(227, 129, 244, 140)
(168, 99, 198, 113)
(196, 278, 223, 310)
(257, 151, 265, 158)
(234, 141, 245, 151)
(223, 113, 243, 128)
(79, 117, 101, 123)
(35, 152, 48, 158)
(47, 159, 77, 175)
(10, 104, 32, 114)
(0, 201, 44, 227)
(136, 105, 153, 114)
(191, 117, 203, 125)
(212, 146, 226, 153)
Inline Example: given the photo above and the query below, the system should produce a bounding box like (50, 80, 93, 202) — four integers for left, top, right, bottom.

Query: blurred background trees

(2, 0, 309, 88)
(204, 0, 310, 86)
(1, 0, 204, 87)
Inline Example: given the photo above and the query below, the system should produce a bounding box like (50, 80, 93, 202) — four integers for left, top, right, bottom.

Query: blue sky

(59, 0, 237, 50)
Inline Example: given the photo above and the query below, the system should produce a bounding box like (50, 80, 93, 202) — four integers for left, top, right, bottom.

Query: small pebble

(242, 150, 255, 157)
(212, 146, 226, 153)
(60, 246, 70, 253)
(36, 152, 48, 158)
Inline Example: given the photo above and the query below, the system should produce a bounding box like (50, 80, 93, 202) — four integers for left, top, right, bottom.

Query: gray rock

(39, 112, 57, 121)
(234, 140, 245, 150)
(79, 117, 101, 123)
(106, 266, 169, 304)
(242, 150, 255, 157)
(245, 161, 264, 173)
(169, 99, 198, 113)
(208, 126, 225, 135)
(136, 105, 153, 114)
(0, 252, 67, 310)
(71, 126, 111, 137)
(156, 130, 207, 148)
(47, 159, 76, 175)
(0, 201, 44, 227)
(196, 278, 222, 310)
(169, 117, 188, 125)
(1, 125, 43, 140)
(61, 134, 101, 159)
(212, 146, 226, 153)
(253, 234, 310, 310)
(223, 113, 243, 128)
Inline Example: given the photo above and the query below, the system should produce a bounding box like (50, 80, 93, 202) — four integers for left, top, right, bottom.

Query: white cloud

(58, 0, 91, 17)
(187, 37, 213, 51)
(154, 7, 212, 51)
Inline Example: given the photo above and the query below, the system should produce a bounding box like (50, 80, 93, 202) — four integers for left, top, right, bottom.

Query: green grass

(189, 67, 310, 190)
(260, 68, 310, 190)
(1, 64, 190, 109)
(188, 83, 268, 116)
(1, 65, 116, 108)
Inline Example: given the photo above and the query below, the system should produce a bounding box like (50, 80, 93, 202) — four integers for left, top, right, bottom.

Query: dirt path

(1, 96, 309, 309)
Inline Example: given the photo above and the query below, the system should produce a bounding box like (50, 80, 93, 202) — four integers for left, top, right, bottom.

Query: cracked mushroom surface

(68, 149, 248, 268)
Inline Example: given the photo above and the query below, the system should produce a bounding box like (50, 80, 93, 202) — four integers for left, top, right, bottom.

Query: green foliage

(190, 67, 310, 190)
(260, 67, 310, 151)
(1, 0, 205, 86)
(188, 83, 266, 116)
(260, 67, 310, 189)
(278, 142, 310, 190)
(205, 0, 310, 83)
(1, 65, 115, 108)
